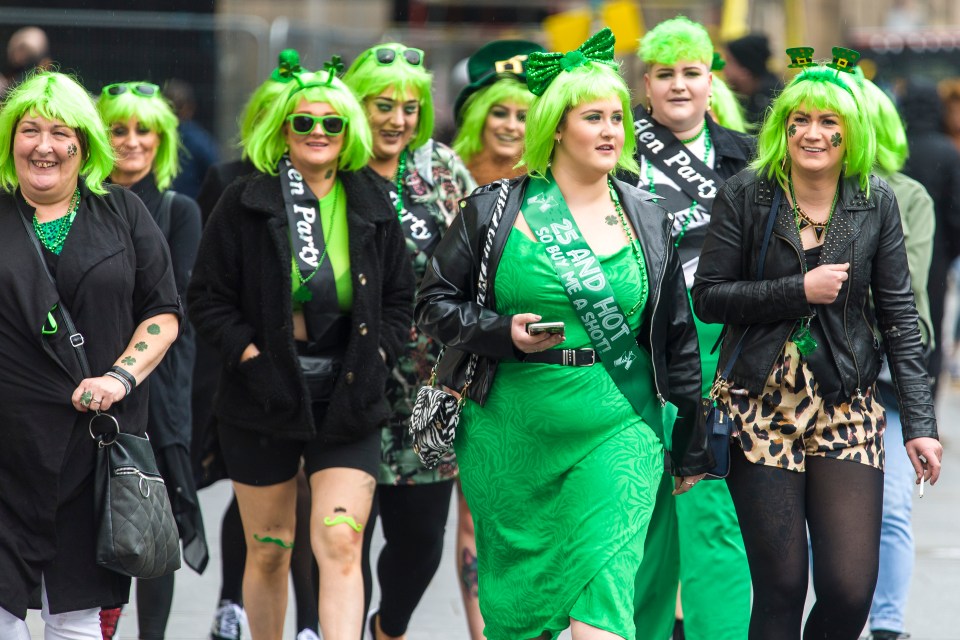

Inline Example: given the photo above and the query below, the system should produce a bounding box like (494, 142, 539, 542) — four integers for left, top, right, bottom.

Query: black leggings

(725, 444, 884, 640)
(373, 480, 454, 636)
(136, 573, 174, 640)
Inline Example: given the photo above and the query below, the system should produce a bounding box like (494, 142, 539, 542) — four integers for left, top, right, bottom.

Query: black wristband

(110, 365, 137, 390)
(104, 371, 132, 397)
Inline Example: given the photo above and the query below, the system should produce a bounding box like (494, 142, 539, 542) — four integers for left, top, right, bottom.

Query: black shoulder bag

(17, 201, 181, 579)
(703, 187, 781, 478)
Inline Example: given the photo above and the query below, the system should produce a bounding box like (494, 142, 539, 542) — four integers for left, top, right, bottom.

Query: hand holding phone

(526, 321, 565, 335)
(512, 313, 565, 354)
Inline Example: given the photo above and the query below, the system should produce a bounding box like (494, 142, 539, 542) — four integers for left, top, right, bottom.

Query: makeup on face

(645, 61, 712, 135)
(366, 86, 420, 162)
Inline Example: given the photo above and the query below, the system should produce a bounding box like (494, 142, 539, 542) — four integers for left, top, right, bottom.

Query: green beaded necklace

(33, 187, 80, 255)
(644, 121, 712, 248)
(607, 179, 649, 316)
(292, 183, 339, 304)
(393, 151, 407, 223)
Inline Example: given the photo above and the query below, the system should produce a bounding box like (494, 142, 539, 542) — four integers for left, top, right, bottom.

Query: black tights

(726, 445, 884, 640)
(374, 480, 454, 636)
(136, 573, 174, 640)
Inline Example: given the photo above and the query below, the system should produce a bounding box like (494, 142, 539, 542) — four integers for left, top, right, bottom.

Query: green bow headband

(272, 49, 305, 83)
(525, 28, 617, 97)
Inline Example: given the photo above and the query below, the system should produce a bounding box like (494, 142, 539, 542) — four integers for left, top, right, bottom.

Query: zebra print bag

(409, 179, 509, 468)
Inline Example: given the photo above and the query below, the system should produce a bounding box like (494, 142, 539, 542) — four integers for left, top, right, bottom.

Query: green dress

(458, 227, 664, 640)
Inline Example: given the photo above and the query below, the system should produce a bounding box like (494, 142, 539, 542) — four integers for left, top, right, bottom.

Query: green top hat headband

(453, 39, 544, 123)
(786, 46, 860, 93)
(526, 28, 617, 97)
(272, 49, 306, 83)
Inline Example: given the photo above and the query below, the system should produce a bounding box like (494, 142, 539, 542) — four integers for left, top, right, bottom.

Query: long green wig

(342, 43, 434, 150)
(751, 66, 875, 191)
(244, 72, 373, 175)
(859, 79, 907, 175)
(97, 82, 181, 190)
(521, 62, 638, 178)
(0, 71, 114, 194)
(452, 76, 532, 164)
(638, 16, 713, 66)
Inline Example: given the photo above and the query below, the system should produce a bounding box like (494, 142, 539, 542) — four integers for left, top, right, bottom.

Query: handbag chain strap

(428, 178, 510, 401)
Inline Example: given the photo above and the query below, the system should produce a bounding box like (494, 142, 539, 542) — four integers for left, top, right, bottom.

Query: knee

(247, 529, 295, 574)
(814, 572, 877, 614)
(314, 515, 364, 570)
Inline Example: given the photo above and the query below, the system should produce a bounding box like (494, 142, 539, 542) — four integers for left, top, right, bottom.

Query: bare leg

(456, 482, 485, 640)
(232, 478, 298, 640)
(570, 619, 624, 640)
(310, 467, 376, 640)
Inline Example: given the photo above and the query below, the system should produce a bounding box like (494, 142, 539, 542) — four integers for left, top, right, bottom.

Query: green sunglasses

(373, 46, 424, 67)
(286, 113, 348, 136)
(101, 82, 160, 98)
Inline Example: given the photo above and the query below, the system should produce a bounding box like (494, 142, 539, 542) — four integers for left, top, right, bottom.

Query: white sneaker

(363, 609, 378, 640)
(210, 600, 248, 640)
(296, 630, 321, 640)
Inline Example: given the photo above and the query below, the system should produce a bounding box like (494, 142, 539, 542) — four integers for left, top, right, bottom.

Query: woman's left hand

(71, 376, 127, 413)
(672, 473, 707, 496)
(905, 436, 943, 486)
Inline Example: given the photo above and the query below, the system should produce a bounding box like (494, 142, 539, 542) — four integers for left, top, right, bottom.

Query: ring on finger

(683, 480, 696, 486)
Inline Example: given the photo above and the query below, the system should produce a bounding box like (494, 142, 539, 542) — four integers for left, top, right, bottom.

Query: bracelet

(109, 365, 137, 391)
(104, 371, 132, 397)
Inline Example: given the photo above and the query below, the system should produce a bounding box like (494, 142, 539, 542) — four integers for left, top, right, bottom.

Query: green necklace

(292, 182, 338, 304)
(644, 121, 712, 248)
(607, 179, 649, 317)
(393, 151, 407, 223)
(33, 187, 81, 255)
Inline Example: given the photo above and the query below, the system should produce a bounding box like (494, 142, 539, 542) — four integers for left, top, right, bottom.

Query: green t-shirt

(291, 179, 352, 312)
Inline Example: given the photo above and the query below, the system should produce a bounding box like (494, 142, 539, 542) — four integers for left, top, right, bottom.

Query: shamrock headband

(711, 52, 726, 72)
(525, 28, 617, 97)
(272, 49, 306, 83)
(786, 46, 861, 93)
(291, 56, 345, 92)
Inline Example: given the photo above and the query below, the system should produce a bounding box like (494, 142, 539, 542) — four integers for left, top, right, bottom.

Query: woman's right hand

(240, 343, 261, 363)
(511, 313, 565, 354)
(804, 262, 850, 304)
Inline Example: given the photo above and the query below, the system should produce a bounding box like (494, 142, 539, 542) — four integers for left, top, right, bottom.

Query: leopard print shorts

(717, 341, 886, 472)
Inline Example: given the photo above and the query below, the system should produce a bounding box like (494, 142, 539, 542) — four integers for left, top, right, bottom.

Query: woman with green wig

(95, 80, 207, 640)
(0, 71, 181, 639)
(187, 62, 414, 640)
(630, 16, 754, 640)
(417, 28, 709, 640)
(341, 43, 475, 640)
(692, 52, 943, 638)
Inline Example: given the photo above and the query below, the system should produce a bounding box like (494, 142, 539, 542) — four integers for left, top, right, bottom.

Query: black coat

(0, 183, 180, 617)
(692, 169, 938, 443)
(415, 176, 711, 477)
(187, 168, 415, 444)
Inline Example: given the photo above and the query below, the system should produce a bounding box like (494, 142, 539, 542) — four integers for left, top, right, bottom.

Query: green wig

(521, 61, 639, 178)
(710, 75, 748, 133)
(859, 79, 907, 175)
(244, 71, 373, 175)
(239, 79, 296, 158)
(97, 82, 181, 190)
(342, 43, 434, 150)
(638, 16, 713, 66)
(452, 76, 533, 164)
(751, 65, 875, 191)
(0, 71, 114, 195)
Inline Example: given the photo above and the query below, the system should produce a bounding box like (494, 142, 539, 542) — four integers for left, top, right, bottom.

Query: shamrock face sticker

(831, 132, 842, 148)
(788, 123, 797, 137)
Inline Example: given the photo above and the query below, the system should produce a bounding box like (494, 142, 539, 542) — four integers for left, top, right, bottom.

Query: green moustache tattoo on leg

(253, 534, 294, 549)
(323, 515, 363, 532)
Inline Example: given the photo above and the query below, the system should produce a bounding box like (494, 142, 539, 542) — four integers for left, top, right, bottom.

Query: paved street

(26, 380, 960, 640)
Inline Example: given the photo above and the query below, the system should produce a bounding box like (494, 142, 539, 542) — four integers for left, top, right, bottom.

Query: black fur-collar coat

(187, 167, 414, 444)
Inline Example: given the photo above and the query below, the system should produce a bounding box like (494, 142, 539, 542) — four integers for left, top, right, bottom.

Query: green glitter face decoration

(788, 123, 797, 137)
(831, 132, 842, 147)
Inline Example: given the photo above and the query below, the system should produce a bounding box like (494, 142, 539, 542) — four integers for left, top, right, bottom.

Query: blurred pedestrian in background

(722, 33, 783, 126)
(165, 78, 220, 200)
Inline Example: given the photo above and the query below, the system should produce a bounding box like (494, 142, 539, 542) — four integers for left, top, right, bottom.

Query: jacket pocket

(236, 354, 295, 413)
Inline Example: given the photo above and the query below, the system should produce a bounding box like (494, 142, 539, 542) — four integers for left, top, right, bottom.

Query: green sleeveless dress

(458, 227, 664, 640)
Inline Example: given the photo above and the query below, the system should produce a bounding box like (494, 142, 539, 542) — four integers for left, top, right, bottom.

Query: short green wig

(239, 78, 298, 158)
(0, 71, 114, 195)
(244, 72, 373, 175)
(751, 66, 875, 191)
(859, 79, 907, 175)
(342, 43, 434, 151)
(97, 82, 181, 190)
(638, 16, 713, 66)
(521, 61, 639, 178)
(452, 76, 533, 164)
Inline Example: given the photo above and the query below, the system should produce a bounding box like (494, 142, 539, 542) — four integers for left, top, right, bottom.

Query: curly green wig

(859, 79, 907, 175)
(0, 71, 114, 194)
(638, 16, 713, 66)
(751, 66, 875, 191)
(521, 61, 638, 178)
(97, 82, 181, 190)
(452, 76, 532, 164)
(710, 75, 748, 133)
(244, 72, 373, 175)
(342, 43, 434, 150)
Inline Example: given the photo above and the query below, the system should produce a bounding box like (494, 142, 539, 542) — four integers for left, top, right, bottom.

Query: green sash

(521, 176, 677, 447)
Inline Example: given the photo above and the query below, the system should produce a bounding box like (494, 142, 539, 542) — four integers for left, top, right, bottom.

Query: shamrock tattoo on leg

(831, 133, 842, 148)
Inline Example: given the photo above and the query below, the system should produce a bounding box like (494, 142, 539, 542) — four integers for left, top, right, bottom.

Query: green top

(291, 179, 352, 312)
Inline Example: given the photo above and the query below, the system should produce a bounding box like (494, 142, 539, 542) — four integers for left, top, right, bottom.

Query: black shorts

(218, 405, 381, 486)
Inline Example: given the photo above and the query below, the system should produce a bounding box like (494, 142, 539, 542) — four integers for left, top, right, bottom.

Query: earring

(781, 155, 789, 171)
(707, 95, 713, 111)
(555, 135, 561, 144)
(645, 99, 653, 115)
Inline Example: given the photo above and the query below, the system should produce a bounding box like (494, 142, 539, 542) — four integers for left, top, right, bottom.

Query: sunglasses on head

(101, 83, 160, 98)
(374, 46, 424, 67)
(286, 113, 348, 136)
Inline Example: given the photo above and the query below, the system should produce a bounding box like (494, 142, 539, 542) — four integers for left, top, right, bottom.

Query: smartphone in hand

(526, 321, 565, 335)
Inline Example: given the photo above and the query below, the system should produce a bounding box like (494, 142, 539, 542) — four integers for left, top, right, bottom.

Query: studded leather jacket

(692, 169, 938, 442)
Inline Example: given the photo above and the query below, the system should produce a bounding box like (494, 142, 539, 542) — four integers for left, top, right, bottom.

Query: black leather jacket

(692, 169, 937, 442)
(415, 175, 712, 476)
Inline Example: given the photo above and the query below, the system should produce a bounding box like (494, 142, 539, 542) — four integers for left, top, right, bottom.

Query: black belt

(522, 348, 596, 367)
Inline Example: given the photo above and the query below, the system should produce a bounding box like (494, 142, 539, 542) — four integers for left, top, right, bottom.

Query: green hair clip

(711, 52, 726, 72)
(786, 47, 816, 69)
(827, 47, 861, 73)
(272, 49, 304, 83)
(526, 27, 617, 97)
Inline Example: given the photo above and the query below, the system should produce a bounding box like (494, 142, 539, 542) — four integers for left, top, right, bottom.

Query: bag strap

(155, 190, 175, 240)
(713, 186, 781, 390)
(14, 197, 92, 379)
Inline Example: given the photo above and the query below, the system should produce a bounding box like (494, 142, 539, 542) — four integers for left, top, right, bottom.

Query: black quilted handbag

(409, 179, 509, 468)
(92, 412, 181, 578)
